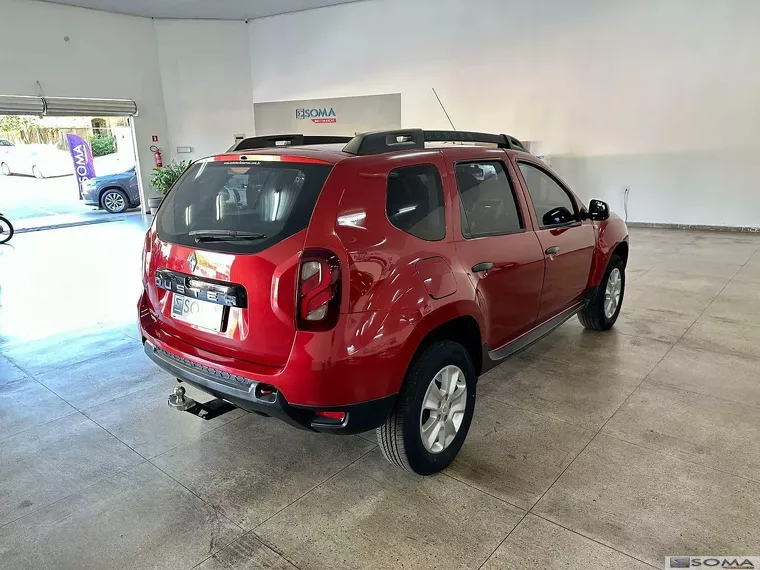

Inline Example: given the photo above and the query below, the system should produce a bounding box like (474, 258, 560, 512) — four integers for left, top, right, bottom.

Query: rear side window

(156, 159, 332, 253)
(386, 164, 445, 241)
(518, 162, 578, 227)
(455, 161, 523, 237)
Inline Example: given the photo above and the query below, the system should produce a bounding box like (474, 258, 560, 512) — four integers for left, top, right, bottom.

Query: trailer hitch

(167, 385, 236, 420)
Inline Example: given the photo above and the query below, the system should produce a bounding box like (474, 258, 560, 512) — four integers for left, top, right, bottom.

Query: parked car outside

(0, 141, 73, 178)
(138, 130, 629, 475)
(81, 167, 140, 213)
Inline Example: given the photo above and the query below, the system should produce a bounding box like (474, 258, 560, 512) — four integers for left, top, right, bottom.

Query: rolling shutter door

(0, 95, 137, 117)
(43, 97, 137, 117)
(0, 95, 45, 115)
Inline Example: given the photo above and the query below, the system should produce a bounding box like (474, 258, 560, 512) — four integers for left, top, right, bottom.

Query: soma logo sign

(295, 107, 337, 124)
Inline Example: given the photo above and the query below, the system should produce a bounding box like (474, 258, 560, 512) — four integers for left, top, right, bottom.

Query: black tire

(1, 162, 11, 176)
(101, 188, 129, 214)
(377, 340, 476, 475)
(0, 216, 14, 244)
(578, 254, 625, 331)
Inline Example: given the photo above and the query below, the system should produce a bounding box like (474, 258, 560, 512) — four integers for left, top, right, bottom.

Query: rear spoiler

(231, 134, 352, 152)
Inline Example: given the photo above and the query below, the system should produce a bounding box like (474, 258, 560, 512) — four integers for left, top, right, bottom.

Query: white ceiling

(42, 0, 365, 20)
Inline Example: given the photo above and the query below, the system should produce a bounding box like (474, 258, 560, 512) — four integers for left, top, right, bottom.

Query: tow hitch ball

(167, 385, 236, 420)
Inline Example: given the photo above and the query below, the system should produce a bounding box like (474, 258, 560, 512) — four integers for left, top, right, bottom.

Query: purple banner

(66, 133, 96, 199)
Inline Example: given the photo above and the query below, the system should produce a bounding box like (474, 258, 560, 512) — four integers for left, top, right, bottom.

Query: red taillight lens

(315, 411, 345, 420)
(141, 232, 150, 286)
(297, 250, 340, 330)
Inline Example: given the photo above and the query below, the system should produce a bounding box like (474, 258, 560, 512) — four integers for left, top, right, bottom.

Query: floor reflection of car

(0, 141, 73, 178)
(81, 167, 140, 213)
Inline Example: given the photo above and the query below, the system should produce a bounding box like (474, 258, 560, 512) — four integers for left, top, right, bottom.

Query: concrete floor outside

(1, 218, 760, 569)
(0, 153, 138, 232)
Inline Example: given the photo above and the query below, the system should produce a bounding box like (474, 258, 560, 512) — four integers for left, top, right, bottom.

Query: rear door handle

(545, 246, 560, 257)
(472, 262, 494, 273)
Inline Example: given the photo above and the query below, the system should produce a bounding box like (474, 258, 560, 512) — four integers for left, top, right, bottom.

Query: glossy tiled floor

(1, 220, 760, 569)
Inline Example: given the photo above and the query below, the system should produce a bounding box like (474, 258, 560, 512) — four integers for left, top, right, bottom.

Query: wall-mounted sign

(295, 107, 337, 123)
(254, 93, 401, 136)
(151, 135, 159, 142)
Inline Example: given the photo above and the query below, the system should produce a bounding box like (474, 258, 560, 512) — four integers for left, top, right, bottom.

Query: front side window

(455, 161, 523, 238)
(518, 162, 577, 227)
(386, 164, 445, 241)
(156, 159, 333, 253)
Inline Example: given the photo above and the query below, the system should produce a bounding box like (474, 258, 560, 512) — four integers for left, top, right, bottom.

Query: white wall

(0, 0, 169, 204)
(155, 20, 254, 162)
(248, 0, 760, 227)
(4, 0, 757, 227)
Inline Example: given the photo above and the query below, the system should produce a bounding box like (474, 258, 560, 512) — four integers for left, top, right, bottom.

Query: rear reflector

(314, 411, 346, 421)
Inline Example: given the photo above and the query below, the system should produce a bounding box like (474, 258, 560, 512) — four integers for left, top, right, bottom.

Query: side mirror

(542, 206, 574, 226)
(588, 199, 610, 221)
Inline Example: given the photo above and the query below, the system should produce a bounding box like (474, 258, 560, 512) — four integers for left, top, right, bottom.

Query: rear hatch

(146, 155, 334, 368)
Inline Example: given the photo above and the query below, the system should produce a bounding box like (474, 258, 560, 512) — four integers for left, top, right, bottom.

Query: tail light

(297, 249, 341, 331)
(141, 232, 151, 286)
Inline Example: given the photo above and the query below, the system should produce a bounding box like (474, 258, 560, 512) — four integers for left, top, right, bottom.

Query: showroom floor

(1, 219, 760, 569)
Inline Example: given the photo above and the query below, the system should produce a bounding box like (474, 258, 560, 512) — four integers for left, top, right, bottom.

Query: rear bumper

(143, 340, 395, 434)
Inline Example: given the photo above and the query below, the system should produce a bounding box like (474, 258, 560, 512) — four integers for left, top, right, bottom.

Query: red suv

(139, 130, 628, 475)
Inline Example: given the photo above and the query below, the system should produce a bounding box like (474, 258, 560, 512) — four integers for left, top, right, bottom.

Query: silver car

(0, 140, 73, 179)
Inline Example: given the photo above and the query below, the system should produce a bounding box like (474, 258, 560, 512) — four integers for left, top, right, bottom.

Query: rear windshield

(156, 160, 333, 253)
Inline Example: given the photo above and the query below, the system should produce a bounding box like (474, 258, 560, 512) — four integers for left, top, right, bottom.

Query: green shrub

(90, 134, 116, 157)
(151, 161, 190, 195)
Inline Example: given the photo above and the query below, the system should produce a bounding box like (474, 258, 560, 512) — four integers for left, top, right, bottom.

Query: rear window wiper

(188, 229, 267, 242)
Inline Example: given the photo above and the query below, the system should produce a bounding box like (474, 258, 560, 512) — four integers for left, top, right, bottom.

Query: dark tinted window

(0, 140, 13, 146)
(156, 159, 332, 253)
(386, 164, 445, 241)
(455, 161, 523, 237)
(518, 162, 577, 227)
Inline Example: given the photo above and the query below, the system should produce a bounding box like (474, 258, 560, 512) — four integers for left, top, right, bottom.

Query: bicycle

(0, 213, 14, 244)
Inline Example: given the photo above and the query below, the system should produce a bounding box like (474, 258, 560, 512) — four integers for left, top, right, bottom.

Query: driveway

(1, 154, 139, 229)
(0, 174, 87, 220)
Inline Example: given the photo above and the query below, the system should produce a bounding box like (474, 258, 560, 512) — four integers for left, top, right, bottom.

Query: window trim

(516, 160, 582, 230)
(385, 162, 446, 242)
(454, 159, 526, 240)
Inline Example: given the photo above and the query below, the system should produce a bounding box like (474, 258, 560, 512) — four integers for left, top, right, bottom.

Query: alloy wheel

(604, 267, 622, 318)
(419, 365, 467, 454)
(103, 191, 126, 213)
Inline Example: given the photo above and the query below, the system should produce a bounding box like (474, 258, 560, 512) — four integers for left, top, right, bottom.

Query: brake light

(141, 233, 150, 286)
(297, 249, 340, 330)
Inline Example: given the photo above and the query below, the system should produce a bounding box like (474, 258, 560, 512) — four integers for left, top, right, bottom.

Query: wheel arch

(407, 312, 484, 378)
(588, 216, 629, 287)
(99, 185, 129, 207)
(612, 240, 629, 266)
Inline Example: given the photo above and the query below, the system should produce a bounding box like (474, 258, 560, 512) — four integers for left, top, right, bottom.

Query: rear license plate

(171, 293, 224, 332)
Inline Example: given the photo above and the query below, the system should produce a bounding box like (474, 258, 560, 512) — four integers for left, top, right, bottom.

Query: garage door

(0, 95, 137, 116)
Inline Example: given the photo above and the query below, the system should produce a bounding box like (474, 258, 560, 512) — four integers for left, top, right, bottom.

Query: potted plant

(149, 160, 189, 214)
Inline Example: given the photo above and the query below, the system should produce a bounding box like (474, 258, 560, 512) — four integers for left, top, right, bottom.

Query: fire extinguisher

(150, 145, 163, 168)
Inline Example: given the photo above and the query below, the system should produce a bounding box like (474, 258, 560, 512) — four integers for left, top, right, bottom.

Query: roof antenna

(432, 88, 457, 130)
